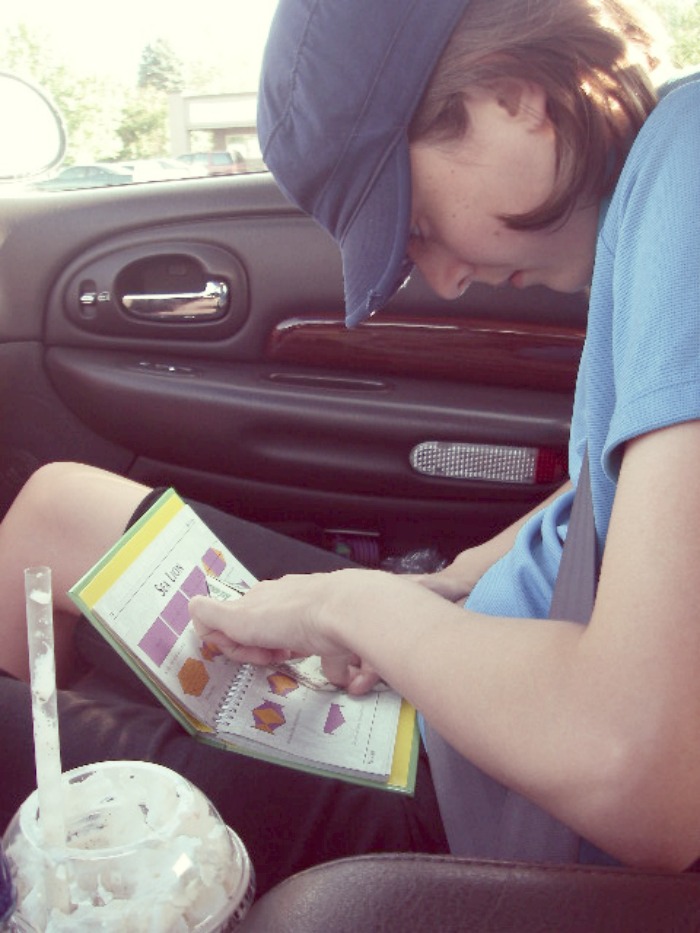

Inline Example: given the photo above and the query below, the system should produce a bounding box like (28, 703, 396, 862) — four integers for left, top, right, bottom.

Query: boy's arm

(419, 480, 572, 602)
(190, 422, 700, 870)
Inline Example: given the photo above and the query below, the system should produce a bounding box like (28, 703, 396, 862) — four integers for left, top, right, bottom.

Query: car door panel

(46, 343, 571, 539)
(0, 341, 134, 518)
(1, 173, 584, 558)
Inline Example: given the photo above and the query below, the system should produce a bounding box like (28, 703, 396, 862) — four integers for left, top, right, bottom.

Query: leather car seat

(239, 852, 700, 932)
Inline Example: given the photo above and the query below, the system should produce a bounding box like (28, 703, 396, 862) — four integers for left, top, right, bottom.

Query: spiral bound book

(68, 488, 418, 793)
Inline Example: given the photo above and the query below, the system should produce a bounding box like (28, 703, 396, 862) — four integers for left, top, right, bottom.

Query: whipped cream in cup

(2, 761, 254, 932)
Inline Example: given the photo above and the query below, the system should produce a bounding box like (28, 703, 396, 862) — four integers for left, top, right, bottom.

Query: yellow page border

(388, 700, 418, 791)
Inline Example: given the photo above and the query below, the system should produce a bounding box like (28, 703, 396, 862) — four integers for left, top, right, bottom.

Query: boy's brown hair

(410, 0, 664, 229)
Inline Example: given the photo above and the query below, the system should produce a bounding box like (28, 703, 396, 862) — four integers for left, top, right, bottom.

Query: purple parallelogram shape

(202, 547, 226, 576)
(180, 565, 208, 599)
(161, 591, 190, 635)
(139, 618, 178, 666)
(324, 703, 346, 735)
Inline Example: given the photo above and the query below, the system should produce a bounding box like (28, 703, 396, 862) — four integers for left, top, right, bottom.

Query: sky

(3, 0, 279, 88)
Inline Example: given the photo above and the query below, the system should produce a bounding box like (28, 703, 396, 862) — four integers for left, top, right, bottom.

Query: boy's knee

(16, 462, 86, 520)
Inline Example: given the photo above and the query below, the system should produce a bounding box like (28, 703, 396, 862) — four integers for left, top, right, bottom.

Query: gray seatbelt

(548, 451, 597, 624)
(425, 451, 599, 861)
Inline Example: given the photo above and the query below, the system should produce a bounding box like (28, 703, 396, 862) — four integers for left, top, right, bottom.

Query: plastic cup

(1, 842, 16, 925)
(2, 761, 254, 932)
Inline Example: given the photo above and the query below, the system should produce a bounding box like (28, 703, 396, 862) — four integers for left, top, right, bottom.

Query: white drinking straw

(25, 567, 65, 850)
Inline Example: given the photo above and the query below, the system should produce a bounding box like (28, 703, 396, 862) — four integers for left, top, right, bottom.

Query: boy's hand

(189, 570, 384, 695)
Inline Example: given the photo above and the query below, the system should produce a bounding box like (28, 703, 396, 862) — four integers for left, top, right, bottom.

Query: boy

(2, 0, 699, 893)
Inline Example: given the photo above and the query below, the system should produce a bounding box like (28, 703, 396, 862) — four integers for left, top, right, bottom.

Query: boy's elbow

(588, 734, 700, 872)
(617, 830, 699, 874)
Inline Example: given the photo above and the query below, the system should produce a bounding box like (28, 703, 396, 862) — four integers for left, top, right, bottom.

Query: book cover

(68, 488, 418, 793)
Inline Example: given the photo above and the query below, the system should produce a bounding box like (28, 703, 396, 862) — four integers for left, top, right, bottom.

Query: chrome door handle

(121, 279, 229, 321)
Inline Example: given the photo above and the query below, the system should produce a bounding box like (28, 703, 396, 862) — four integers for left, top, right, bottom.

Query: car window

(1, 0, 698, 192)
(0, 0, 278, 190)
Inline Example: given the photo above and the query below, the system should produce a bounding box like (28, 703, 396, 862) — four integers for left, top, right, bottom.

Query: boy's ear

(491, 78, 549, 128)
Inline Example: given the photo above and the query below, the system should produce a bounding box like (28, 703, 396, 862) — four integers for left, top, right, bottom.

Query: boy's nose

(408, 243, 473, 300)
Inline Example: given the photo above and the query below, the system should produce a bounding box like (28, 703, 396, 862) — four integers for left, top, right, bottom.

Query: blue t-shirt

(426, 78, 700, 865)
(468, 77, 700, 622)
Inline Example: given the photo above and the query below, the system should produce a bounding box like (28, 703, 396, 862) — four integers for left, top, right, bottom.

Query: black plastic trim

(46, 346, 571, 501)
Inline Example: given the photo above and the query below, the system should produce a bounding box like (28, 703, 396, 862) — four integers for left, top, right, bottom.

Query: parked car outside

(118, 158, 201, 183)
(176, 150, 247, 176)
(32, 163, 133, 190)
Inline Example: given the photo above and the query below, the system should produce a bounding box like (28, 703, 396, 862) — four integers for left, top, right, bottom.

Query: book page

(215, 664, 402, 779)
(71, 490, 256, 730)
(70, 489, 418, 790)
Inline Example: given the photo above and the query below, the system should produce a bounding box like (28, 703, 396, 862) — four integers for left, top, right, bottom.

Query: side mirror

(0, 72, 66, 182)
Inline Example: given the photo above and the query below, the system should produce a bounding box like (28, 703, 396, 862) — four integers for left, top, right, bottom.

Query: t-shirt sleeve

(599, 81, 700, 477)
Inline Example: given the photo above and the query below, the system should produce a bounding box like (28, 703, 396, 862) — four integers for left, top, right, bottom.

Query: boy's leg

(0, 459, 353, 683)
(0, 467, 449, 891)
(0, 462, 151, 683)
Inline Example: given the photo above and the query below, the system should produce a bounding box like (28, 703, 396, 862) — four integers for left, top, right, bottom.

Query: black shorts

(0, 492, 447, 895)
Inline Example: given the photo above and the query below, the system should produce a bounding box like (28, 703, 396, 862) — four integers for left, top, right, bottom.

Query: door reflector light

(409, 441, 566, 485)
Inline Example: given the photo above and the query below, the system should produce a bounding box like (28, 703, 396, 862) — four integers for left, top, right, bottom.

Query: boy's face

(408, 83, 599, 298)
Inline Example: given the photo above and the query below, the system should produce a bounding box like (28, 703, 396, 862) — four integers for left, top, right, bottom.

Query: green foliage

(115, 89, 169, 160)
(138, 39, 184, 93)
(652, 0, 700, 68)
